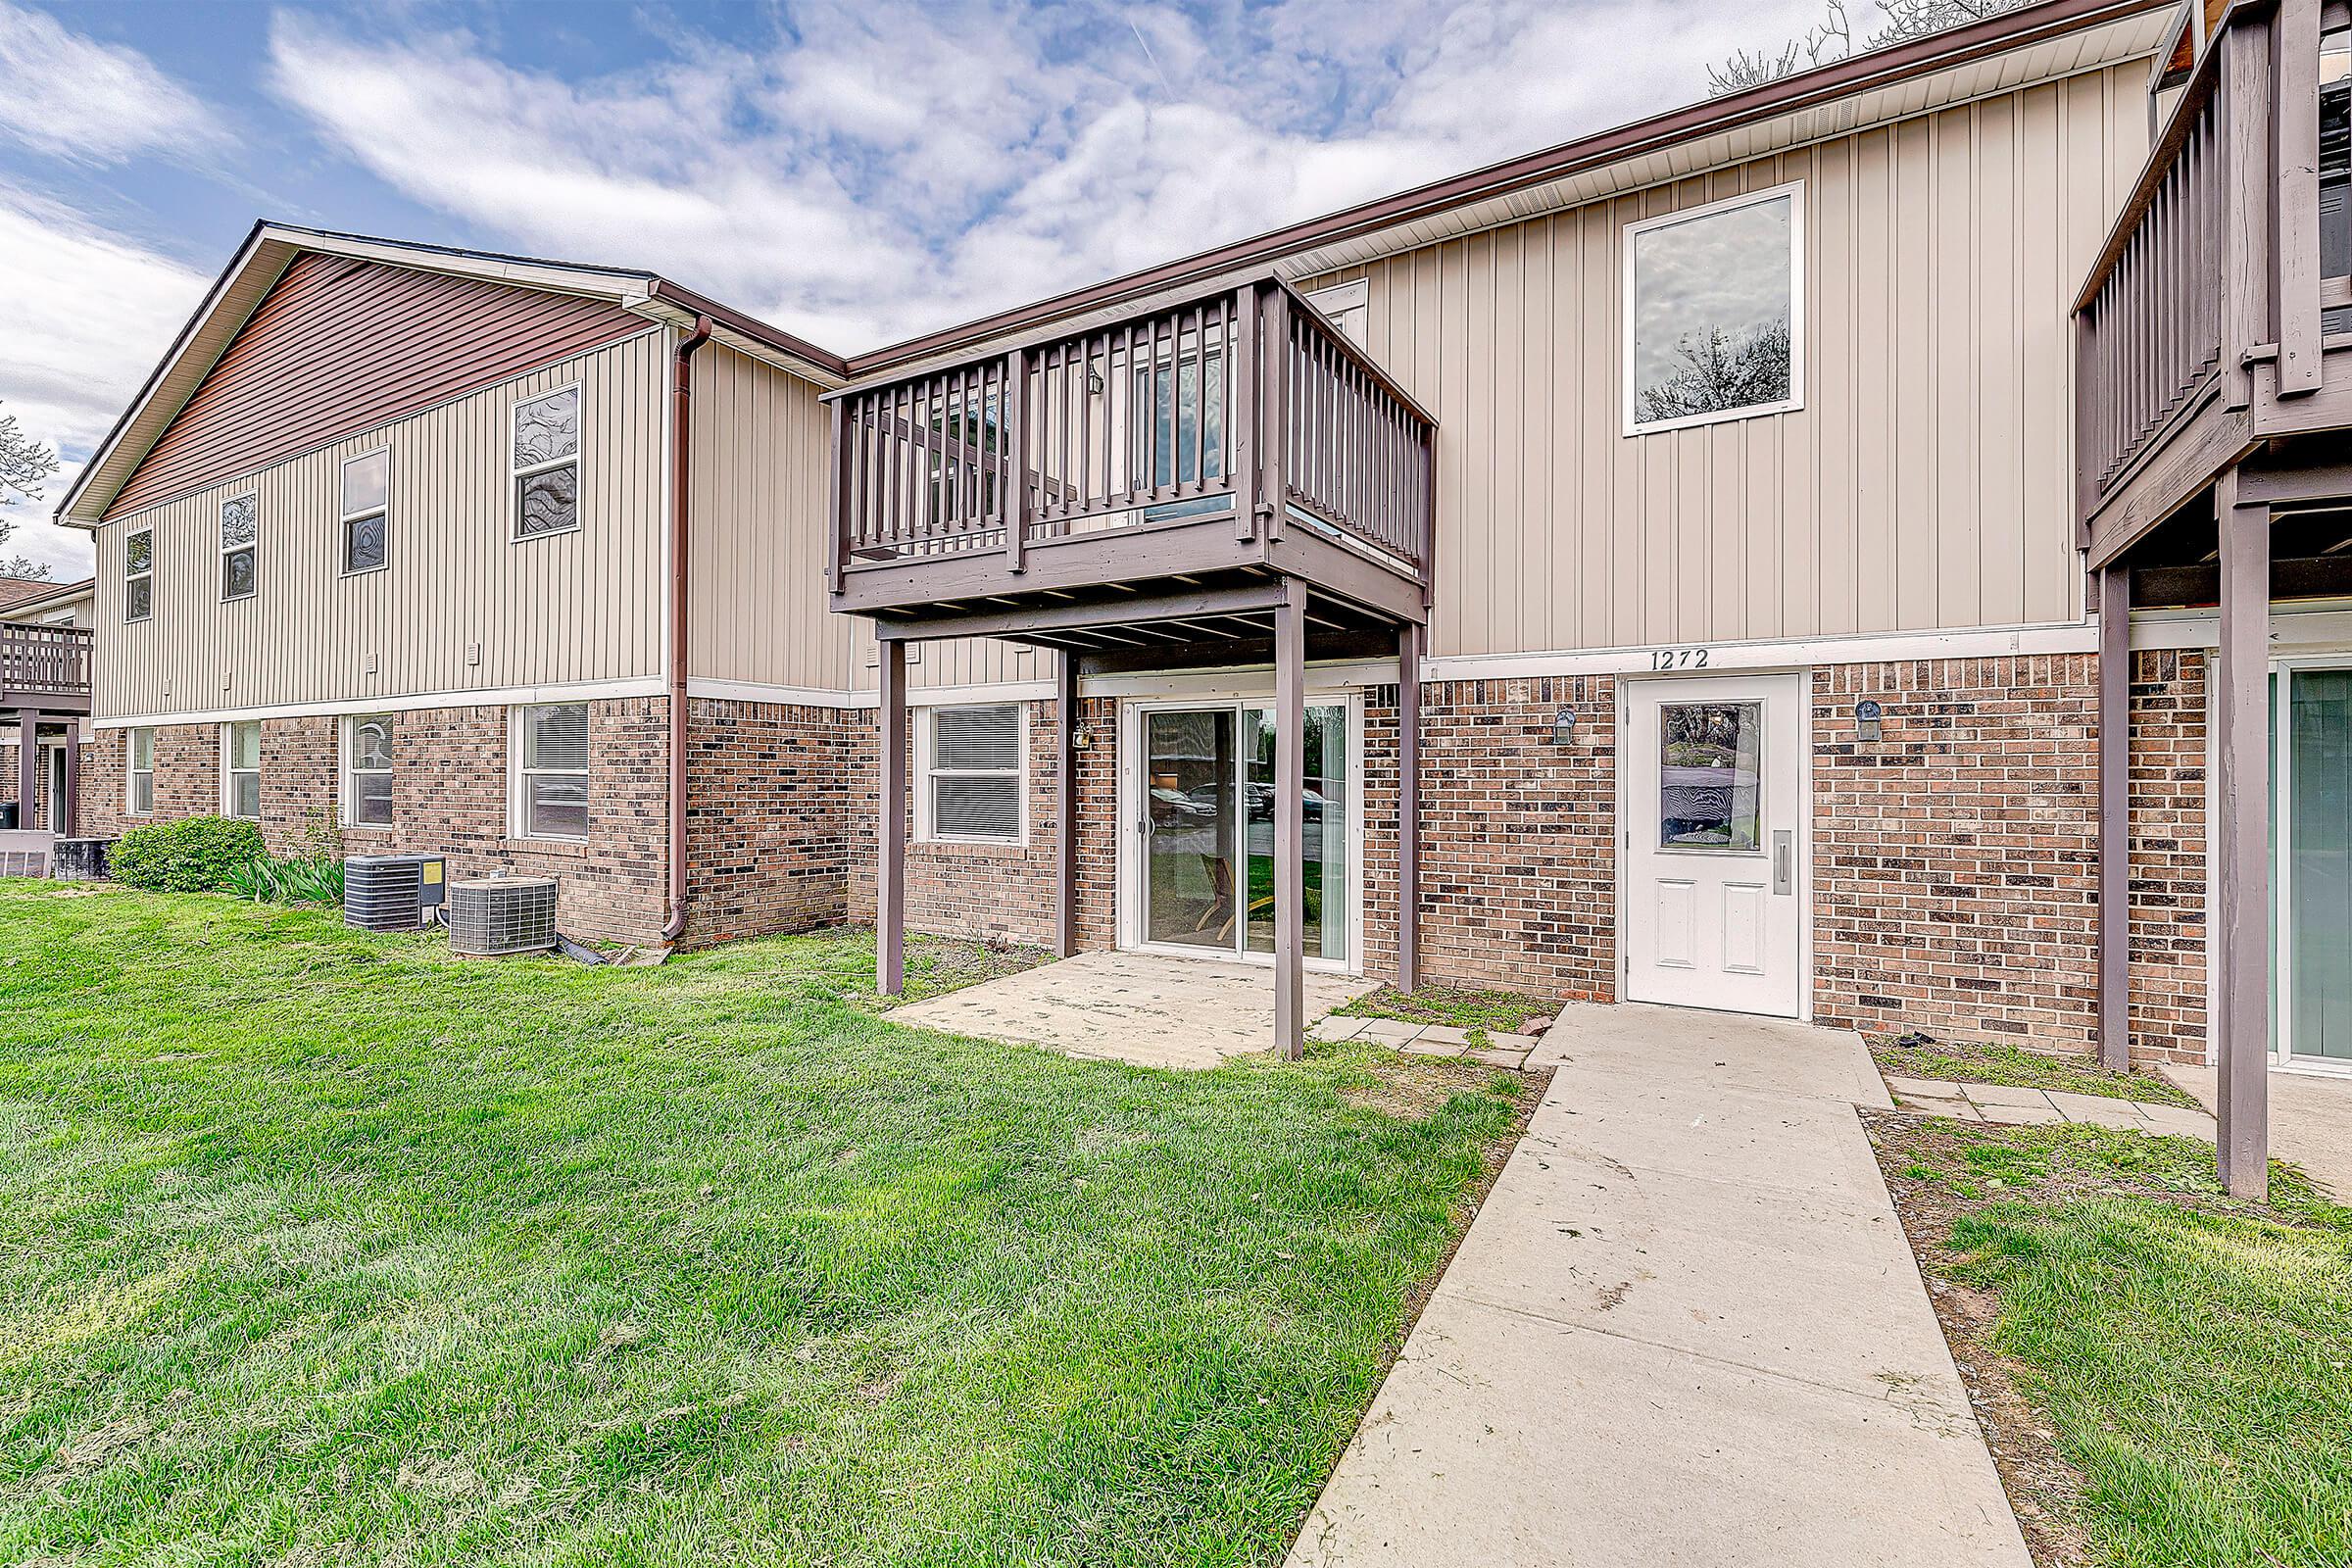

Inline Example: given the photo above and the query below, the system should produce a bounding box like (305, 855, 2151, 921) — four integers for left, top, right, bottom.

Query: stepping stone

(1401, 1037, 1467, 1058)
(1310, 1016, 1367, 1043)
(1357, 1019, 1424, 1046)
(1961, 1083, 2053, 1108)
(2133, 1104, 2218, 1139)
(1885, 1075, 1967, 1101)
(1470, 1047, 1531, 1070)
(1416, 1025, 1476, 1048)
(1488, 1032, 1539, 1054)
(1973, 1102, 2065, 1126)
(2046, 1092, 2150, 1129)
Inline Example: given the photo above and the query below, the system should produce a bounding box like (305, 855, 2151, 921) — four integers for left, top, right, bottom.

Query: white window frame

(339, 447, 391, 577)
(341, 713, 395, 829)
(220, 720, 262, 820)
(510, 381, 583, 543)
(1303, 278, 1369, 345)
(915, 703, 1029, 845)
(219, 492, 258, 603)
(1622, 181, 1806, 437)
(509, 703, 591, 842)
(125, 726, 154, 815)
(123, 526, 154, 623)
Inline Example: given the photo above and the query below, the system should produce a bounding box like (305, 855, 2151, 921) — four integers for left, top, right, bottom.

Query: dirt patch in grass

(1338, 984, 1555, 1039)
(1866, 1109, 2347, 1567)
(865, 933, 1054, 1007)
(1325, 1043, 1544, 1121)
(1873, 1035, 2201, 1108)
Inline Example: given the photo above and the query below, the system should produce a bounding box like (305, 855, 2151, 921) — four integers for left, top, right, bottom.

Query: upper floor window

(512, 386, 581, 540)
(917, 704, 1025, 844)
(221, 721, 261, 820)
(220, 494, 257, 602)
(2323, 24, 2349, 330)
(126, 727, 154, 815)
(346, 714, 394, 826)
(513, 703, 589, 839)
(1625, 183, 1802, 435)
(123, 527, 153, 622)
(340, 450, 389, 574)
(1304, 278, 1369, 345)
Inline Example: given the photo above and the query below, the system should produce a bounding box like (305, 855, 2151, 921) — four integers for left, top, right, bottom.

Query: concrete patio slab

(1289, 1005, 2026, 1568)
(2165, 1063, 2350, 1195)
(891, 951, 1374, 1068)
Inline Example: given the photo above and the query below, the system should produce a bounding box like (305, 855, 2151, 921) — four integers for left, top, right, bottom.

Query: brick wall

(80, 700, 668, 945)
(1412, 676, 1617, 1001)
(681, 698, 860, 946)
(1810, 652, 2208, 1065)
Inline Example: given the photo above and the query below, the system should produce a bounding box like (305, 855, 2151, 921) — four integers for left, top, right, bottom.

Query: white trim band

(93, 675, 666, 730)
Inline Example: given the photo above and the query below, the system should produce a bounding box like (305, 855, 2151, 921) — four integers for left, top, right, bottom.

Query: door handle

(1773, 830, 1794, 896)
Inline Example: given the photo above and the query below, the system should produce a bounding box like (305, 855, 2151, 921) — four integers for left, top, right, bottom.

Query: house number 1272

(1649, 648, 1711, 670)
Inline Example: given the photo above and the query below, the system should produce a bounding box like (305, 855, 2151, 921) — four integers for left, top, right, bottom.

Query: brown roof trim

(842, 0, 2171, 376)
(647, 279, 849, 379)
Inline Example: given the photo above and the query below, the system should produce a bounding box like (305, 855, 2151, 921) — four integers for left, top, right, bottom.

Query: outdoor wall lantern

(1854, 698, 1885, 743)
(1551, 709, 1577, 746)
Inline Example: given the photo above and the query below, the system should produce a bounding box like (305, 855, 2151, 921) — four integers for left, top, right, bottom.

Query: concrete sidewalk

(1289, 1004, 2029, 1568)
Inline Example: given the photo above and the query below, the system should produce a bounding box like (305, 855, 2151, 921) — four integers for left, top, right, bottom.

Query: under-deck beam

(1274, 578, 1305, 1060)
(2096, 565, 2132, 1069)
(878, 641, 907, 997)
(2214, 466, 2271, 1200)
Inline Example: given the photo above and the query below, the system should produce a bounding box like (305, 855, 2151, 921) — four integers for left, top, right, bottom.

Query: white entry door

(1624, 673, 1807, 1016)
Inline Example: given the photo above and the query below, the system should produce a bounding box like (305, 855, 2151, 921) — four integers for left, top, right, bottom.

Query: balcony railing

(0, 622, 91, 704)
(2075, 0, 2352, 532)
(827, 277, 1434, 613)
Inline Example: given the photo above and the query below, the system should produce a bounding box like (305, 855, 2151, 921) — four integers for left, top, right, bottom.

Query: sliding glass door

(1136, 699, 1354, 966)
(2279, 665, 2352, 1063)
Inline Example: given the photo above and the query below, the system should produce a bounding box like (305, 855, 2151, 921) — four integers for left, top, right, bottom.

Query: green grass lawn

(0, 882, 1526, 1566)
(1873, 1036, 2203, 1109)
(1875, 1116, 2352, 1566)
(1336, 985, 1555, 1039)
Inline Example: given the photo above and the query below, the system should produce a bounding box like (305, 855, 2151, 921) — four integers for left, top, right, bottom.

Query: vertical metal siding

(1307, 64, 2147, 656)
(94, 332, 668, 717)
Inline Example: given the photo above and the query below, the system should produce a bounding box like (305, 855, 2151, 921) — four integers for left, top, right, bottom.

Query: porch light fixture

(1551, 709, 1577, 745)
(1854, 698, 1884, 742)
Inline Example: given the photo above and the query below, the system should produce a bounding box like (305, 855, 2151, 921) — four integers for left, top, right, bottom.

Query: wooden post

(1397, 621, 1422, 994)
(2277, 0, 2323, 395)
(1005, 346, 1030, 572)
(1274, 578, 1305, 1060)
(61, 722, 78, 838)
(1056, 648, 1079, 958)
(2215, 467, 2271, 1200)
(2097, 565, 2132, 1070)
(878, 640, 908, 997)
(16, 709, 34, 833)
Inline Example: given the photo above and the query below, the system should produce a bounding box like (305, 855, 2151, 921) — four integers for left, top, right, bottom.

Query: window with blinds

(921, 704, 1024, 843)
(514, 703, 590, 840)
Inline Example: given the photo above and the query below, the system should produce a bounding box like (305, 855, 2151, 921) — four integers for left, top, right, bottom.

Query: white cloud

(0, 187, 212, 577)
(263, 0, 1838, 353)
(0, 0, 225, 165)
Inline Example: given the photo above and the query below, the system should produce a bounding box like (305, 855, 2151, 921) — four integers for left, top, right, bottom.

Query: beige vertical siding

(1308, 62, 2149, 657)
(93, 331, 669, 718)
(687, 343, 1036, 698)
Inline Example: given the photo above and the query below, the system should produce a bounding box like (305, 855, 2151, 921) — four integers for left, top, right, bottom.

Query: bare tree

(1637, 318, 1792, 424)
(1707, 0, 2030, 96)
(0, 403, 59, 581)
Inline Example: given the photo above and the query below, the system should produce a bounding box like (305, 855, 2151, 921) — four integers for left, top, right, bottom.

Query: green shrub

(108, 816, 268, 893)
(223, 854, 346, 906)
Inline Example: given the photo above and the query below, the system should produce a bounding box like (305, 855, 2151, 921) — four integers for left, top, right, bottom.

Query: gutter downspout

(663, 315, 714, 945)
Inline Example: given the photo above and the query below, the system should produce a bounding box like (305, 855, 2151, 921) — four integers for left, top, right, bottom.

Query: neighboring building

(51, 0, 2351, 1191)
(0, 576, 94, 867)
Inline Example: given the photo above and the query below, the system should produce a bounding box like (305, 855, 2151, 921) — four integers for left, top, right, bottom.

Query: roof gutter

(663, 314, 714, 946)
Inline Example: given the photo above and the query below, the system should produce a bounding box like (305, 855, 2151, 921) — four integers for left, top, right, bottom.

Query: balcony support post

(1233, 283, 1259, 542)
(61, 721, 77, 838)
(1005, 346, 1030, 571)
(2277, 0, 2323, 395)
(1056, 649, 1079, 958)
(2214, 466, 2271, 1200)
(1397, 620, 1421, 994)
(1274, 577, 1305, 1060)
(877, 640, 908, 998)
(2096, 564, 2132, 1070)
(1259, 288, 1291, 546)
(15, 708, 34, 832)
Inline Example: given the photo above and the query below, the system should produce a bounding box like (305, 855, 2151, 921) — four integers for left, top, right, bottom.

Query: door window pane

(1245, 704, 1349, 962)
(2290, 669, 2352, 1059)
(1659, 702, 1762, 851)
(1143, 709, 1237, 951)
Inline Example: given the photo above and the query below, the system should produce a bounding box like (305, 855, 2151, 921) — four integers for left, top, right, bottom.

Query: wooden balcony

(825, 277, 1435, 652)
(0, 622, 91, 715)
(2075, 0, 2352, 568)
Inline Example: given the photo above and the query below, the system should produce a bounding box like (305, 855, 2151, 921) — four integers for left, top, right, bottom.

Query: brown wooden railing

(2075, 0, 2349, 520)
(0, 622, 91, 698)
(829, 277, 1434, 589)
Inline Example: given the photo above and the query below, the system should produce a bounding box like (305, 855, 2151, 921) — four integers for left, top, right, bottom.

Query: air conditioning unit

(447, 876, 558, 957)
(344, 854, 445, 931)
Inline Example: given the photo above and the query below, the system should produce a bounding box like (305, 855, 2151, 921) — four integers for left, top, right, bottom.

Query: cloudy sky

(0, 0, 1840, 579)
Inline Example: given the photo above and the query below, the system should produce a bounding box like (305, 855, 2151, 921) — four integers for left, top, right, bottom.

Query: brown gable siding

(106, 252, 647, 518)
